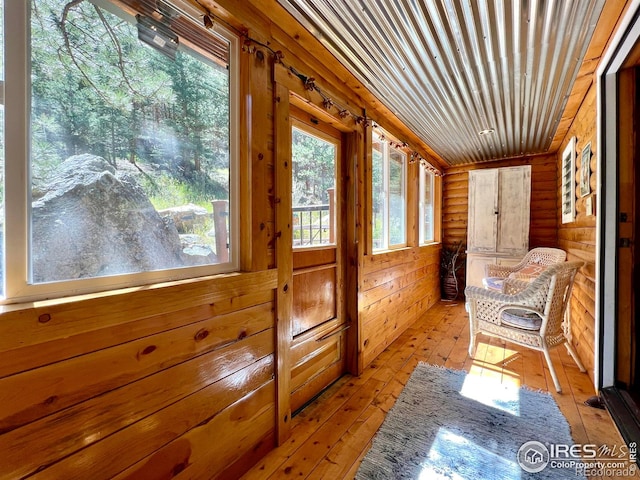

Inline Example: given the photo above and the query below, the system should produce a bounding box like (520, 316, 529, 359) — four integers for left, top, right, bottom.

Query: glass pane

(421, 167, 434, 243)
(371, 135, 385, 250)
(388, 147, 406, 246)
(30, 1, 230, 283)
(291, 126, 336, 247)
(0, 1, 4, 296)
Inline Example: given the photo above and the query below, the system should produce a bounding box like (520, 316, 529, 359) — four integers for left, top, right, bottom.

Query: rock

(179, 234, 217, 265)
(31, 154, 186, 283)
(158, 203, 210, 233)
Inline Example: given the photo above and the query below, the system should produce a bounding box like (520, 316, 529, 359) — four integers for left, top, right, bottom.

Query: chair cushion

(500, 309, 542, 331)
(482, 277, 504, 291)
(508, 264, 547, 278)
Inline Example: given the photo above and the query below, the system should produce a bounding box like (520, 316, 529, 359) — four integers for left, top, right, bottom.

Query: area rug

(356, 363, 586, 479)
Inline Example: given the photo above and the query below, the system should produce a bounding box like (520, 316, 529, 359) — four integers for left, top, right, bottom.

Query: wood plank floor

(242, 300, 629, 480)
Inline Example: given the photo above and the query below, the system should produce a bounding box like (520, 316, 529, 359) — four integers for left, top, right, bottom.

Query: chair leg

(543, 348, 562, 393)
(565, 342, 586, 372)
(469, 333, 478, 357)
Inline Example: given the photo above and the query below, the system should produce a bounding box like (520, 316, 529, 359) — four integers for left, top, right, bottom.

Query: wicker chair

(483, 247, 567, 290)
(466, 261, 585, 393)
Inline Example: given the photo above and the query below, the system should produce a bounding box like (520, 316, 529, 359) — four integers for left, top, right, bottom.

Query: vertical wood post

(274, 82, 292, 445)
(243, 46, 271, 271)
(211, 200, 229, 263)
(407, 154, 419, 246)
(345, 129, 364, 376)
(328, 187, 335, 244)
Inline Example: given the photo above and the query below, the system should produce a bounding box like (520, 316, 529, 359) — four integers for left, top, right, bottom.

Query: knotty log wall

(556, 85, 599, 380)
(551, 0, 631, 383)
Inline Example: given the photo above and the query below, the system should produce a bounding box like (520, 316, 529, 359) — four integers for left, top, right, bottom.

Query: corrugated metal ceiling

(276, 0, 606, 165)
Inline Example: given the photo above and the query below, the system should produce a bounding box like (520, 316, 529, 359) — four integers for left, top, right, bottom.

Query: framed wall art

(580, 142, 591, 197)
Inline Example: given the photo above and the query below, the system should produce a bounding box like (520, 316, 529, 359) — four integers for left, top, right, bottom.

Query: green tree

(30, 0, 230, 205)
(292, 128, 335, 206)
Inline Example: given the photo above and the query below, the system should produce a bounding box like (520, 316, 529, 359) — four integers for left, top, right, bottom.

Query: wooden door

(496, 166, 531, 254)
(289, 109, 347, 413)
(468, 169, 499, 253)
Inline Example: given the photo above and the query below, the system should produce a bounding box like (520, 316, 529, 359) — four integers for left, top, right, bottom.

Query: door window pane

(291, 126, 336, 247)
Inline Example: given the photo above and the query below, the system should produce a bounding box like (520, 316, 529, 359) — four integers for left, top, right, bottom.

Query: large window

(3, 0, 238, 302)
(372, 131, 406, 251)
(419, 162, 435, 244)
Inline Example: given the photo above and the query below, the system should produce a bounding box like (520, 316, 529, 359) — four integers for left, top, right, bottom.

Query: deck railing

(292, 188, 335, 247)
(292, 205, 331, 246)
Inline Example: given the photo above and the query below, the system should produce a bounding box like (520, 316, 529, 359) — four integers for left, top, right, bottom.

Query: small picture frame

(580, 142, 591, 197)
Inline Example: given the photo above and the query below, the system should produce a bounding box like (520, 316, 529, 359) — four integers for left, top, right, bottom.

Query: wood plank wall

(360, 245, 441, 368)
(442, 154, 559, 289)
(0, 271, 277, 480)
(556, 84, 598, 381)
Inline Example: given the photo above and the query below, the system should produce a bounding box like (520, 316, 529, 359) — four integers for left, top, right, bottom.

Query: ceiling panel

(277, 0, 606, 165)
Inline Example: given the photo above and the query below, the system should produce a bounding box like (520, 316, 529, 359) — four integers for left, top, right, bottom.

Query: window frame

(419, 162, 435, 245)
(371, 130, 407, 252)
(3, 0, 240, 303)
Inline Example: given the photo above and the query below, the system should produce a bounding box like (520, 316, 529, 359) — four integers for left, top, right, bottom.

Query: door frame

(273, 64, 364, 444)
(597, 0, 640, 391)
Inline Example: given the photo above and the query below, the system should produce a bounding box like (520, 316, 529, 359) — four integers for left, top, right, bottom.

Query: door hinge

(619, 238, 632, 248)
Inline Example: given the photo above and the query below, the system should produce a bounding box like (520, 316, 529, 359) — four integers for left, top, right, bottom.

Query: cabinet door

(468, 169, 498, 253)
(497, 166, 531, 254)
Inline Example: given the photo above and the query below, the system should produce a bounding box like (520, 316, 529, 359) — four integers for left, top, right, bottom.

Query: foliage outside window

(3, 0, 238, 302)
(419, 163, 435, 244)
(291, 124, 337, 247)
(372, 131, 407, 251)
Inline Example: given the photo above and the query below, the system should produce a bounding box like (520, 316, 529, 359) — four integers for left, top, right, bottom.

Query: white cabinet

(466, 166, 531, 288)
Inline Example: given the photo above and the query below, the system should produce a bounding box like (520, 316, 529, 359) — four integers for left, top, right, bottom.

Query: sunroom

(0, 0, 637, 478)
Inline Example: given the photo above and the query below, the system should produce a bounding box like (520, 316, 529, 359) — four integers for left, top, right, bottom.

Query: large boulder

(31, 154, 187, 283)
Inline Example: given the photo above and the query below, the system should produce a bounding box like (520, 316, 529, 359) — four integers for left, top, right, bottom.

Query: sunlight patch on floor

(460, 368, 521, 416)
(419, 427, 521, 480)
(469, 341, 523, 389)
